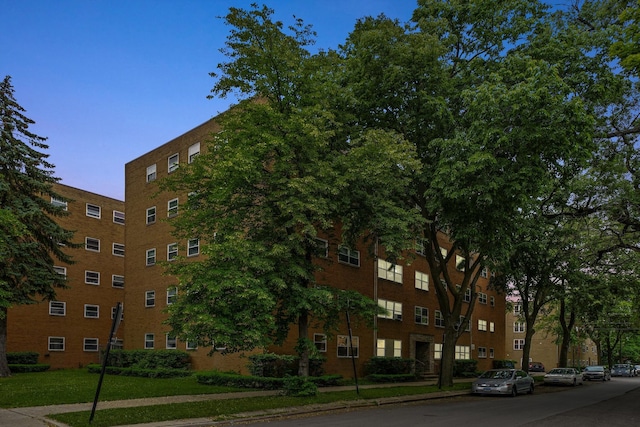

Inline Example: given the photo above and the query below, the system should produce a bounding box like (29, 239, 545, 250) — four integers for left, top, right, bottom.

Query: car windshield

(549, 368, 571, 374)
(613, 364, 628, 368)
(479, 370, 512, 379)
(585, 366, 603, 372)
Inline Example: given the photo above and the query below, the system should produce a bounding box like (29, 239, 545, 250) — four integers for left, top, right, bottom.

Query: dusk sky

(3, 1, 564, 201)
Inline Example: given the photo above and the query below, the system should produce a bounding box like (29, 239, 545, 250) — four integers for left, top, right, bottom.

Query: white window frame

(478, 346, 487, 358)
(378, 259, 403, 284)
(145, 290, 155, 307)
(85, 270, 100, 285)
(51, 197, 68, 210)
(337, 335, 359, 358)
(146, 164, 157, 182)
(168, 153, 179, 173)
(167, 243, 178, 261)
(49, 301, 66, 316)
(48, 336, 65, 351)
(415, 306, 429, 325)
(146, 248, 156, 266)
(464, 287, 471, 302)
(490, 348, 495, 358)
(315, 238, 328, 258)
(490, 296, 495, 307)
(435, 310, 445, 328)
(455, 345, 470, 360)
(85, 237, 100, 252)
(146, 206, 156, 224)
(168, 198, 179, 217)
(112, 243, 125, 257)
(188, 142, 200, 163)
(376, 338, 402, 358)
(314, 333, 327, 352)
(188, 238, 200, 257)
(144, 333, 154, 349)
(455, 254, 465, 271)
(378, 298, 403, 321)
(490, 321, 495, 333)
(54, 266, 67, 276)
(111, 306, 124, 320)
(514, 303, 522, 314)
(338, 246, 360, 267)
(112, 275, 124, 288)
(86, 203, 101, 219)
(83, 338, 99, 352)
(514, 321, 525, 333)
(478, 319, 487, 331)
(434, 343, 442, 360)
(84, 304, 99, 318)
(478, 292, 487, 304)
(514, 339, 525, 350)
(415, 270, 429, 291)
(113, 210, 125, 225)
(166, 334, 177, 349)
(167, 287, 177, 305)
(186, 341, 198, 350)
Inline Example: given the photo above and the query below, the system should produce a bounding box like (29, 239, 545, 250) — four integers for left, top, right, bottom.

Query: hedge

(8, 364, 50, 373)
(366, 373, 418, 383)
(492, 360, 516, 369)
(105, 349, 191, 370)
(195, 372, 342, 389)
(7, 352, 39, 365)
(364, 357, 414, 375)
(87, 364, 192, 378)
(247, 353, 326, 377)
(453, 359, 478, 377)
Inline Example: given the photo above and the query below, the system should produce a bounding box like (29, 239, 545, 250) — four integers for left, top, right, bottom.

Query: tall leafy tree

(160, 6, 421, 376)
(0, 76, 76, 377)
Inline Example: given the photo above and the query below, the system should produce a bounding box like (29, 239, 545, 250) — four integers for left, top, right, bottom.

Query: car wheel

(529, 383, 534, 394)
(602, 376, 606, 382)
(572, 378, 577, 386)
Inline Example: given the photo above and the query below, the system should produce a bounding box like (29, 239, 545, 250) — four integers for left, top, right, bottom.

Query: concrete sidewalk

(1, 380, 472, 427)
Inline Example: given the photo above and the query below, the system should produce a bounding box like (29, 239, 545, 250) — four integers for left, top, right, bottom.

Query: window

(415, 271, 429, 291)
(186, 341, 198, 350)
(514, 339, 525, 350)
(514, 303, 522, 314)
(457, 316, 471, 332)
(112, 275, 124, 288)
(146, 248, 156, 266)
(188, 142, 200, 163)
(168, 198, 178, 217)
(145, 291, 155, 307)
(314, 334, 327, 352)
(146, 206, 156, 224)
(166, 334, 177, 349)
(146, 164, 157, 182)
(84, 338, 99, 352)
(48, 337, 65, 351)
(378, 259, 403, 283)
(85, 237, 100, 252)
(113, 210, 125, 225)
(455, 345, 470, 360)
(377, 339, 402, 358)
(440, 247, 448, 258)
(167, 287, 177, 305)
(464, 287, 471, 302)
(167, 243, 178, 261)
(51, 197, 67, 210)
(49, 301, 66, 316)
(415, 306, 429, 325)
(86, 203, 101, 219)
(188, 239, 200, 257)
(489, 348, 495, 358)
(455, 254, 465, 271)
(111, 306, 124, 320)
(490, 296, 495, 307)
(478, 347, 487, 358)
(435, 310, 445, 328)
(113, 243, 125, 257)
(490, 322, 495, 332)
(337, 335, 359, 358)
(478, 319, 487, 331)
(168, 153, 179, 173)
(84, 304, 99, 318)
(314, 238, 328, 258)
(378, 298, 403, 320)
(514, 321, 525, 333)
(480, 267, 488, 278)
(338, 246, 360, 267)
(478, 292, 487, 304)
(144, 333, 154, 349)
(415, 238, 426, 256)
(54, 266, 67, 276)
(434, 343, 442, 360)
(85, 271, 100, 285)
(112, 339, 124, 350)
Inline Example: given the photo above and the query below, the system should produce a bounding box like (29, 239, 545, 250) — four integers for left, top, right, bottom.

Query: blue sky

(3, 1, 564, 201)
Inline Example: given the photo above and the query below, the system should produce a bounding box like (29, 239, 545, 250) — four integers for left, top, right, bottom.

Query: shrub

(247, 353, 326, 377)
(8, 364, 50, 373)
(453, 359, 478, 377)
(196, 372, 284, 389)
(105, 350, 190, 370)
(364, 357, 414, 375)
(87, 364, 192, 378)
(7, 352, 39, 365)
(366, 373, 417, 383)
(282, 376, 318, 397)
(492, 360, 516, 369)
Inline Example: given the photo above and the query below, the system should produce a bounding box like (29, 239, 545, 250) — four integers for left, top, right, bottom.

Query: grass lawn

(0, 369, 245, 408)
(51, 383, 471, 427)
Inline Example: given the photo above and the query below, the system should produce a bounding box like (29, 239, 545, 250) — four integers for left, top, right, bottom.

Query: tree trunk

(297, 310, 309, 377)
(522, 327, 536, 373)
(0, 308, 11, 377)
(438, 328, 456, 388)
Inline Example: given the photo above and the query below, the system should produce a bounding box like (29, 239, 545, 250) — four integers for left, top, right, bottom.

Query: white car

(543, 368, 583, 386)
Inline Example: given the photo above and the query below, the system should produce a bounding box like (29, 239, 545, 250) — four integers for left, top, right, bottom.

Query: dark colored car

(529, 362, 545, 372)
(582, 365, 611, 381)
(611, 363, 634, 377)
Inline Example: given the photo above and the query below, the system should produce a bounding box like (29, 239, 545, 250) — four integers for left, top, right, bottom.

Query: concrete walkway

(1, 380, 473, 427)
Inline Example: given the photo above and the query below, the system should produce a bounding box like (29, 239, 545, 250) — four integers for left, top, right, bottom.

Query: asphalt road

(249, 377, 640, 427)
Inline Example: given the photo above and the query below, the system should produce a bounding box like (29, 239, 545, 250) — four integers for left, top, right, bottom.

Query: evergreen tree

(0, 76, 76, 377)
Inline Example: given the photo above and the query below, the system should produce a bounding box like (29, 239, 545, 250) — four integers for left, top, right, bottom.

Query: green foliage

(7, 364, 49, 373)
(610, 1, 640, 76)
(364, 357, 415, 375)
(453, 360, 478, 377)
(196, 372, 284, 389)
(366, 374, 417, 383)
(281, 375, 318, 396)
(105, 350, 191, 370)
(6, 351, 39, 364)
(87, 364, 192, 379)
(492, 360, 516, 369)
(247, 353, 326, 377)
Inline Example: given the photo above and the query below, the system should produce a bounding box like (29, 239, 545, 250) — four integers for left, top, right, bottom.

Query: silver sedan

(543, 368, 583, 386)
(471, 369, 535, 397)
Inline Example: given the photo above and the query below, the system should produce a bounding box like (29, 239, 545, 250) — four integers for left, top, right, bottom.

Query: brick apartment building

(7, 183, 125, 369)
(505, 300, 599, 371)
(123, 116, 507, 377)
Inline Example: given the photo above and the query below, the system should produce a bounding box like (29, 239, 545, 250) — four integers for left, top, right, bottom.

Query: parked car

(634, 365, 640, 376)
(611, 363, 634, 377)
(543, 368, 583, 386)
(582, 365, 611, 381)
(471, 369, 535, 396)
(529, 362, 546, 372)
